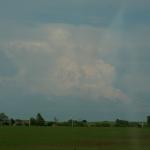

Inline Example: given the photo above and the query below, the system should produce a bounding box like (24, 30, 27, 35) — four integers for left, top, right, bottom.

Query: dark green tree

(115, 119, 129, 127)
(147, 116, 150, 126)
(0, 113, 9, 121)
(36, 113, 45, 126)
(30, 117, 37, 125)
(10, 118, 15, 126)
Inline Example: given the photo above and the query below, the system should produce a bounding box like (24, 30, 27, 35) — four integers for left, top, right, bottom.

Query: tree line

(0, 112, 150, 128)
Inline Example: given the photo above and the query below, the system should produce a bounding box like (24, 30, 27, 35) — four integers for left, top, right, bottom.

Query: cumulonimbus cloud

(2, 23, 129, 102)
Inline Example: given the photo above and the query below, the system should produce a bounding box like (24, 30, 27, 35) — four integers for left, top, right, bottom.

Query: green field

(0, 127, 150, 150)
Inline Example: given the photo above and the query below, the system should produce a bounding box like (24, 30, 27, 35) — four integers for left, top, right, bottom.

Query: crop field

(0, 127, 150, 150)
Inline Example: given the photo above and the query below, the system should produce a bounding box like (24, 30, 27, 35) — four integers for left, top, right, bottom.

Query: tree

(147, 116, 150, 126)
(36, 113, 45, 126)
(115, 119, 129, 127)
(0, 113, 9, 121)
(0, 113, 9, 126)
(10, 118, 15, 126)
(30, 117, 37, 126)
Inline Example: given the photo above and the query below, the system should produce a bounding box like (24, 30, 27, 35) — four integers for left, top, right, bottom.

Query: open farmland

(0, 127, 150, 150)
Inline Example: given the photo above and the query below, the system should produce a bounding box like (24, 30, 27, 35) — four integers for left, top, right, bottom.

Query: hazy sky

(0, 0, 150, 121)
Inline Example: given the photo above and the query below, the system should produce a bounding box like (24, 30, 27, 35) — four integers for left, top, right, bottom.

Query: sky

(0, 0, 150, 121)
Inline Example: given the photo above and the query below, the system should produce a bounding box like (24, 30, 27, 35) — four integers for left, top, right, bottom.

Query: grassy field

(0, 127, 150, 150)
